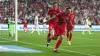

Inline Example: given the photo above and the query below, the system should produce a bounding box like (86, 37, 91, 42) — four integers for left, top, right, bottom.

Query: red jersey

(48, 8, 60, 25)
(54, 12, 69, 36)
(24, 19, 27, 24)
(69, 12, 76, 25)
(24, 19, 27, 27)
(56, 12, 69, 25)
(66, 12, 76, 31)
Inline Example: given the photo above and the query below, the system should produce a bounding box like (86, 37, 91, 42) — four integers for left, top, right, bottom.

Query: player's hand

(42, 22, 46, 24)
(71, 25, 74, 27)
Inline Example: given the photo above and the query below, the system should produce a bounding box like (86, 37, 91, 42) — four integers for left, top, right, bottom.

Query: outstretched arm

(43, 14, 57, 24)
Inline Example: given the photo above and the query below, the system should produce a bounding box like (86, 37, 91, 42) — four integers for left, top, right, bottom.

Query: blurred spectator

(0, 0, 100, 25)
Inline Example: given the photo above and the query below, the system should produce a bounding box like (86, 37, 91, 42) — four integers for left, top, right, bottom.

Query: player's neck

(65, 12, 69, 16)
(53, 7, 57, 9)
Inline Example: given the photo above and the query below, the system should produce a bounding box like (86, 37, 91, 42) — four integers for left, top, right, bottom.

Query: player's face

(65, 9, 69, 15)
(69, 9, 72, 13)
(65, 9, 71, 14)
(53, 3, 58, 8)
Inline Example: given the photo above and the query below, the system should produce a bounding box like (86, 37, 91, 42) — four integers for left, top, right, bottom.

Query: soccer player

(31, 13, 40, 35)
(8, 17, 15, 37)
(82, 16, 92, 34)
(7, 16, 11, 36)
(44, 7, 71, 52)
(23, 19, 29, 32)
(66, 7, 76, 45)
(43, 16, 47, 34)
(46, 2, 61, 47)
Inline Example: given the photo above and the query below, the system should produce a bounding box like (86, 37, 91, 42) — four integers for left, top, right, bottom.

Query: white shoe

(68, 41, 71, 45)
(82, 33, 84, 34)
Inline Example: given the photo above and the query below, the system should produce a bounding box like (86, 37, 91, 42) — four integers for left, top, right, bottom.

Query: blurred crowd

(0, 0, 100, 25)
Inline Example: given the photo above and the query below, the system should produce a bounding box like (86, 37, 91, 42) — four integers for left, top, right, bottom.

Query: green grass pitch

(0, 31, 100, 56)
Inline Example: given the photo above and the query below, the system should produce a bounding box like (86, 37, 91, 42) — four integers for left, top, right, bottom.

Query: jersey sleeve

(56, 8, 61, 13)
(56, 12, 62, 18)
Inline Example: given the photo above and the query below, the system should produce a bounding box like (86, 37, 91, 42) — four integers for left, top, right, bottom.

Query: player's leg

(23, 24, 26, 32)
(82, 25, 86, 34)
(9, 29, 12, 37)
(66, 30, 69, 40)
(10, 30, 14, 37)
(9, 25, 14, 37)
(46, 35, 58, 48)
(46, 29, 52, 47)
(82, 25, 88, 34)
(43, 24, 46, 34)
(49, 26, 59, 40)
(26, 25, 29, 33)
(69, 26, 74, 45)
(27, 28, 30, 33)
(24, 27, 25, 32)
(46, 25, 53, 43)
(46, 24, 55, 47)
(66, 26, 70, 40)
(12, 26, 15, 37)
(47, 24, 52, 39)
(37, 25, 41, 35)
(82, 29, 85, 34)
(68, 30, 73, 45)
(31, 25, 36, 35)
(88, 25, 92, 34)
(54, 25, 66, 52)
(67, 26, 72, 45)
(67, 30, 71, 45)
(24, 27, 27, 32)
(54, 35, 63, 53)
(51, 35, 58, 40)
(8, 24, 11, 36)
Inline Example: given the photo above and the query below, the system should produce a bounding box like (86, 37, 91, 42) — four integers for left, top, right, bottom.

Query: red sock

(47, 33, 51, 39)
(55, 40, 62, 50)
(69, 33, 72, 41)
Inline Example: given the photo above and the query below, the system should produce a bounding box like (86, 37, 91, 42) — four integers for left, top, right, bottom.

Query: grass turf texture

(0, 31, 100, 56)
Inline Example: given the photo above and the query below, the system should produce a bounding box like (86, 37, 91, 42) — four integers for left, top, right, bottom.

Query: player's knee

(52, 37, 58, 40)
(49, 30, 52, 33)
(59, 36, 63, 40)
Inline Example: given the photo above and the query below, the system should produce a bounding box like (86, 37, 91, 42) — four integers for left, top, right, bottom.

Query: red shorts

(54, 24, 66, 36)
(67, 25, 74, 31)
(49, 23, 55, 30)
(24, 24, 27, 29)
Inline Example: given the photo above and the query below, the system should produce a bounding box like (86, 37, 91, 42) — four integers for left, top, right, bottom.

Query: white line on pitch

(0, 41, 13, 42)
(61, 45, 100, 47)
(17, 41, 96, 56)
(74, 37, 99, 41)
(0, 37, 96, 56)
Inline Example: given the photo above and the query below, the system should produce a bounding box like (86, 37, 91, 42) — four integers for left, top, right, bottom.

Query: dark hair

(66, 7, 71, 10)
(53, 2, 57, 5)
(65, 7, 71, 16)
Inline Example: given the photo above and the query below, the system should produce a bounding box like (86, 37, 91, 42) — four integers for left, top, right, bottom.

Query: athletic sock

(69, 33, 72, 41)
(55, 40, 62, 50)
